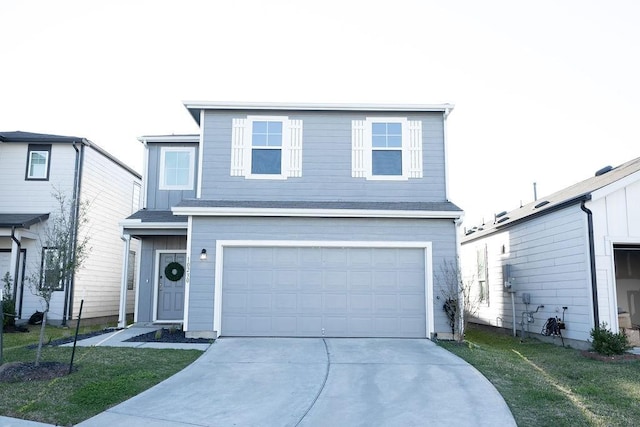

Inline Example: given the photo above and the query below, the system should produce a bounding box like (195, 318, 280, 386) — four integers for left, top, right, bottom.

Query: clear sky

(2, 0, 639, 226)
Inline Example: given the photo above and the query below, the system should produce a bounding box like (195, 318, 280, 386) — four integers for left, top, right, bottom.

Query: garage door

(221, 246, 426, 337)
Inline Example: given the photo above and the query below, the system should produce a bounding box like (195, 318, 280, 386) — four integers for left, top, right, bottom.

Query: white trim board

(213, 240, 433, 338)
(173, 206, 462, 219)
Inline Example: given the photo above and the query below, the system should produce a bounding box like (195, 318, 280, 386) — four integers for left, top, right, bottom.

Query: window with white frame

(26, 144, 51, 180)
(477, 244, 489, 305)
(159, 147, 195, 190)
(41, 247, 64, 291)
(231, 116, 303, 179)
(127, 250, 136, 290)
(352, 118, 422, 180)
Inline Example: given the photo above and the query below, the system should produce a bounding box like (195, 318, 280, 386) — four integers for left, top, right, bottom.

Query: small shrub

(590, 322, 629, 355)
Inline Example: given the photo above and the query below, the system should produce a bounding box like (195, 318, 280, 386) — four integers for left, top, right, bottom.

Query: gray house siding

(464, 204, 593, 343)
(199, 110, 446, 202)
(136, 235, 187, 322)
(145, 143, 199, 210)
(187, 216, 457, 335)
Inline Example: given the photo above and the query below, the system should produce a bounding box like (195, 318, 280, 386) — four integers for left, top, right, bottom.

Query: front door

(157, 252, 186, 321)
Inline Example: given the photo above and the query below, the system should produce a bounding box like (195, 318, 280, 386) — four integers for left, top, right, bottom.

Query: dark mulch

(25, 328, 116, 349)
(124, 328, 212, 344)
(581, 350, 640, 362)
(0, 361, 75, 383)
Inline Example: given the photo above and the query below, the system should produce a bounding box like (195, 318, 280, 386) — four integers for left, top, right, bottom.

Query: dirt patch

(581, 350, 640, 362)
(0, 361, 75, 383)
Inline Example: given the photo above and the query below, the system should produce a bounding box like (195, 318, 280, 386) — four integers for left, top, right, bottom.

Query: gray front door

(157, 252, 186, 321)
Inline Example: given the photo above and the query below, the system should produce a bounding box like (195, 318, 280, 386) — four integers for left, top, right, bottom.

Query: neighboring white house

(461, 158, 640, 348)
(0, 131, 141, 325)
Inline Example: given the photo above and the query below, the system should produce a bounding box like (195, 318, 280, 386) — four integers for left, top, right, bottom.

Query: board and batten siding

(198, 110, 446, 202)
(588, 175, 640, 329)
(186, 216, 457, 335)
(72, 147, 141, 320)
(144, 143, 198, 210)
(464, 205, 594, 342)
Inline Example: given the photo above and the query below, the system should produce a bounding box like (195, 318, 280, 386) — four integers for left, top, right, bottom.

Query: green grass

(439, 325, 640, 427)
(0, 325, 202, 425)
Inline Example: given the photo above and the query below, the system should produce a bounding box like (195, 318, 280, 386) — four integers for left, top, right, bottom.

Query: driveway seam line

(295, 338, 331, 426)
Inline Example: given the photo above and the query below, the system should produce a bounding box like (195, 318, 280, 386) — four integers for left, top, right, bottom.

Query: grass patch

(0, 324, 202, 425)
(439, 325, 640, 427)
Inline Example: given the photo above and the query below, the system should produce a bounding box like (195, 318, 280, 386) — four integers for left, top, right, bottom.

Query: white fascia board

(183, 100, 455, 113)
(589, 170, 640, 202)
(119, 219, 188, 229)
(137, 135, 200, 143)
(171, 206, 463, 219)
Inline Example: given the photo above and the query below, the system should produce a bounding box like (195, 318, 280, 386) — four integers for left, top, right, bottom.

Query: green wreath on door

(164, 262, 185, 282)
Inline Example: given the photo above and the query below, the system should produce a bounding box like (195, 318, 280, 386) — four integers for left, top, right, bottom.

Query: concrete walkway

(77, 337, 516, 427)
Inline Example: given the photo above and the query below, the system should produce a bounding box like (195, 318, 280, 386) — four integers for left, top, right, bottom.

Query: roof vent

(534, 200, 550, 209)
(496, 216, 509, 224)
(495, 211, 507, 218)
(595, 165, 613, 176)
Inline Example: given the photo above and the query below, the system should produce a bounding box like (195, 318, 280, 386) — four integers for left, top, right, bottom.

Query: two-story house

(0, 131, 141, 325)
(120, 102, 463, 339)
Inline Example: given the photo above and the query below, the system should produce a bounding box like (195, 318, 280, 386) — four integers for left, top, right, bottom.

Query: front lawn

(0, 325, 202, 425)
(439, 325, 640, 427)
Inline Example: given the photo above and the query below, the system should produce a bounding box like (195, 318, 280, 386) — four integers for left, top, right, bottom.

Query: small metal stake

(69, 299, 84, 374)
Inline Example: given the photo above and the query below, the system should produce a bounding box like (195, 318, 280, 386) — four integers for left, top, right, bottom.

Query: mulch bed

(0, 361, 75, 383)
(124, 328, 212, 344)
(581, 350, 640, 362)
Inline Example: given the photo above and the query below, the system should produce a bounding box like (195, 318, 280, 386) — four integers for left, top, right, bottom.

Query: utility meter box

(503, 264, 515, 291)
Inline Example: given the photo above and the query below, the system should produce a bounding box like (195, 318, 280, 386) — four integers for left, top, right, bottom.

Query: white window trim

(159, 146, 195, 190)
(231, 116, 303, 180)
(27, 149, 50, 180)
(352, 117, 422, 181)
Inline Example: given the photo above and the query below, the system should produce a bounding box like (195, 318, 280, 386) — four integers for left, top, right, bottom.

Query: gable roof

(183, 101, 455, 125)
(463, 156, 640, 242)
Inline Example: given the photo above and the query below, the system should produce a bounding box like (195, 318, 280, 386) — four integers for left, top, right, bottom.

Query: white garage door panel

(221, 246, 427, 337)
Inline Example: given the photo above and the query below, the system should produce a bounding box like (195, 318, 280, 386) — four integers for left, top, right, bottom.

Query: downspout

(454, 216, 464, 338)
(581, 200, 600, 328)
(62, 141, 85, 325)
(10, 227, 21, 302)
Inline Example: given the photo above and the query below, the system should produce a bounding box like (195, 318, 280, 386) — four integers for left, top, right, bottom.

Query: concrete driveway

(79, 338, 515, 427)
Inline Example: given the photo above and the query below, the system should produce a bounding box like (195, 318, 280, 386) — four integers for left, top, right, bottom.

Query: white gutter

(119, 219, 188, 229)
(171, 206, 463, 219)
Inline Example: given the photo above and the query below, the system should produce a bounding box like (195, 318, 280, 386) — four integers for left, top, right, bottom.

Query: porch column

(118, 234, 131, 329)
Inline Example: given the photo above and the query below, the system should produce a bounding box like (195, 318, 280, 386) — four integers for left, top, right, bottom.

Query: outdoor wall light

(200, 248, 207, 260)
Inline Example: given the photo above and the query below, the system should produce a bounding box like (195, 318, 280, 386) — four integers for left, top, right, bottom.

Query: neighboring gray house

(120, 101, 463, 339)
(0, 131, 141, 324)
(461, 158, 640, 347)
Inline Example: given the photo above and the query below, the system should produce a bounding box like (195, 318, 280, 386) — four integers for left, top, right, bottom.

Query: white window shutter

(407, 120, 423, 178)
(287, 119, 303, 177)
(231, 118, 247, 176)
(352, 120, 367, 178)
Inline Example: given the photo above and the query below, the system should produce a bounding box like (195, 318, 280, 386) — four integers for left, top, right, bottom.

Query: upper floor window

(352, 118, 422, 180)
(26, 144, 51, 180)
(251, 120, 283, 175)
(159, 147, 195, 190)
(477, 244, 489, 305)
(231, 116, 303, 179)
